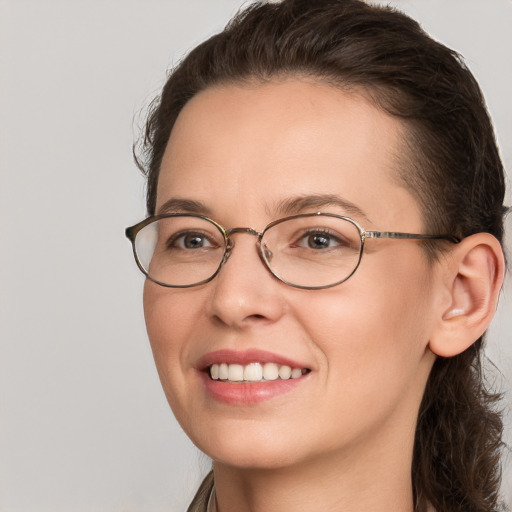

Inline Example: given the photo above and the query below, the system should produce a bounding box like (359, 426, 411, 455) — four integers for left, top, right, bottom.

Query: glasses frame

(125, 212, 460, 290)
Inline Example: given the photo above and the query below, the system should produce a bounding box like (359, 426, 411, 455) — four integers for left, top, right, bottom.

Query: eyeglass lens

(134, 215, 363, 288)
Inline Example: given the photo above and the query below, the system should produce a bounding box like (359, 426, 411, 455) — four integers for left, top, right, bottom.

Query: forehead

(157, 79, 421, 229)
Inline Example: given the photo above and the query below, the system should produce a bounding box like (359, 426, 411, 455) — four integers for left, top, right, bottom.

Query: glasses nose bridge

(225, 226, 262, 239)
(222, 226, 265, 263)
(224, 226, 263, 252)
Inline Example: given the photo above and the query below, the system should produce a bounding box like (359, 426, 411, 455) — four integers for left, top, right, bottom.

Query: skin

(143, 79, 445, 512)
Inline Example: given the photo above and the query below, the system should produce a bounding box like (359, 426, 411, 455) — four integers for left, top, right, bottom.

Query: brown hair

(134, 1, 508, 510)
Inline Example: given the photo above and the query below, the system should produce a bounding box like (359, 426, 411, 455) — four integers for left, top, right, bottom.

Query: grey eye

(295, 230, 346, 250)
(168, 231, 216, 249)
(307, 233, 331, 249)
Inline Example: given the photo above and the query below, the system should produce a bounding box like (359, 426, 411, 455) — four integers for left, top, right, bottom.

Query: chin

(189, 422, 310, 470)
(209, 447, 302, 471)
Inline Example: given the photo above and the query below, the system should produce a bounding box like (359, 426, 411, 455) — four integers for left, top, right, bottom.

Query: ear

(428, 233, 505, 357)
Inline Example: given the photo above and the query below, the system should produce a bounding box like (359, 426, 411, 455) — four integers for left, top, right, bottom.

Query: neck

(212, 423, 416, 512)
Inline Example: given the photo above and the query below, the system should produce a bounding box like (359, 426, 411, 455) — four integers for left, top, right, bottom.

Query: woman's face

(144, 79, 439, 470)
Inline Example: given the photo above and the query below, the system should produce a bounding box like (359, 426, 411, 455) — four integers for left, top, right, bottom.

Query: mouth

(208, 362, 310, 383)
(198, 350, 311, 404)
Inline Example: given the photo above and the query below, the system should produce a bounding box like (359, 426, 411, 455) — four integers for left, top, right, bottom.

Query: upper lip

(196, 349, 310, 371)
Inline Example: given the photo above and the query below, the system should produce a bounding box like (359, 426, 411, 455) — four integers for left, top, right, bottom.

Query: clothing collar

(207, 485, 217, 512)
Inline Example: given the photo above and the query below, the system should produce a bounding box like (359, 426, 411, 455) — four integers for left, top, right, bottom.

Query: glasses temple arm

(364, 231, 460, 243)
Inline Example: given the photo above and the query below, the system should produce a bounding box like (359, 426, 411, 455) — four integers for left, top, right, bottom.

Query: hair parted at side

(134, 1, 508, 511)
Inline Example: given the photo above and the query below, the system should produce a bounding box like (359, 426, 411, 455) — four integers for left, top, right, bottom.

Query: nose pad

(221, 227, 265, 268)
(261, 242, 273, 263)
(207, 232, 285, 327)
(221, 239, 234, 265)
(215, 228, 277, 285)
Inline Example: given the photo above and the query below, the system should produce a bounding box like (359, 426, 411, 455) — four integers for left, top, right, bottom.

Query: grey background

(0, 1, 510, 510)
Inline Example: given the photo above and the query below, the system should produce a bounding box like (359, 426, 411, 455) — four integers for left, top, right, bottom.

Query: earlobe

(429, 233, 505, 358)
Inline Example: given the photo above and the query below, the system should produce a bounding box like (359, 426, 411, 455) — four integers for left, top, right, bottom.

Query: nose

(207, 230, 286, 329)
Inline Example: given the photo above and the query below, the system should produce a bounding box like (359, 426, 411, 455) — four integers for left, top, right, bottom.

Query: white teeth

(244, 363, 263, 382)
(291, 368, 303, 379)
(209, 362, 307, 382)
(228, 364, 244, 382)
(263, 362, 279, 380)
(219, 363, 229, 380)
(278, 365, 292, 379)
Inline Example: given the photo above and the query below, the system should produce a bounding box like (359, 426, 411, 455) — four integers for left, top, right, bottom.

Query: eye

(295, 229, 347, 250)
(167, 231, 218, 250)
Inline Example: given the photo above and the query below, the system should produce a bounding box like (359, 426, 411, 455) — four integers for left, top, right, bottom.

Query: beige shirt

(187, 471, 436, 512)
(186, 471, 214, 512)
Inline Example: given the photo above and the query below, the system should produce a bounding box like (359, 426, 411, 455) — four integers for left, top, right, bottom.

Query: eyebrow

(156, 194, 372, 224)
(271, 194, 372, 223)
(156, 197, 213, 216)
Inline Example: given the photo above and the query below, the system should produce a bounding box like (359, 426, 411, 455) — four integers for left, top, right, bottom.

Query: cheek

(142, 282, 203, 405)
(143, 281, 204, 350)
(296, 254, 434, 404)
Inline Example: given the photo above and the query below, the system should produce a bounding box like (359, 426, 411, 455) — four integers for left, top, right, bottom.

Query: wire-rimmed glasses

(125, 212, 460, 290)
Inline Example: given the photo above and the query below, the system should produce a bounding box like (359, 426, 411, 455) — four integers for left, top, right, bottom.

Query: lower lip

(199, 372, 308, 405)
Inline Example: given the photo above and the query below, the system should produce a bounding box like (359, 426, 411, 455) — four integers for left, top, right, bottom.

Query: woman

(126, 0, 509, 510)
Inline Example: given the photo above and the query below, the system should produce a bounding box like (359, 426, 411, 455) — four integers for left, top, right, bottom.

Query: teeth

(209, 362, 307, 382)
(219, 363, 229, 380)
(228, 364, 244, 382)
(278, 365, 292, 379)
(291, 368, 303, 379)
(244, 363, 263, 381)
(263, 362, 279, 380)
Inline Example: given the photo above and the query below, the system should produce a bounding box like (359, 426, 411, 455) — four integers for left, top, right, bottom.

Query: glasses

(125, 213, 460, 290)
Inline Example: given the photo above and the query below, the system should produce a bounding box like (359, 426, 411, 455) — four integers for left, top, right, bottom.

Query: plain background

(0, 1, 510, 510)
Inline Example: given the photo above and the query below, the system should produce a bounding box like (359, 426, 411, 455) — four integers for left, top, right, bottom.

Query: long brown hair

(134, 1, 508, 510)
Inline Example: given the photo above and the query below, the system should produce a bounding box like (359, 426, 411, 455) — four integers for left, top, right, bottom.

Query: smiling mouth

(209, 362, 310, 383)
